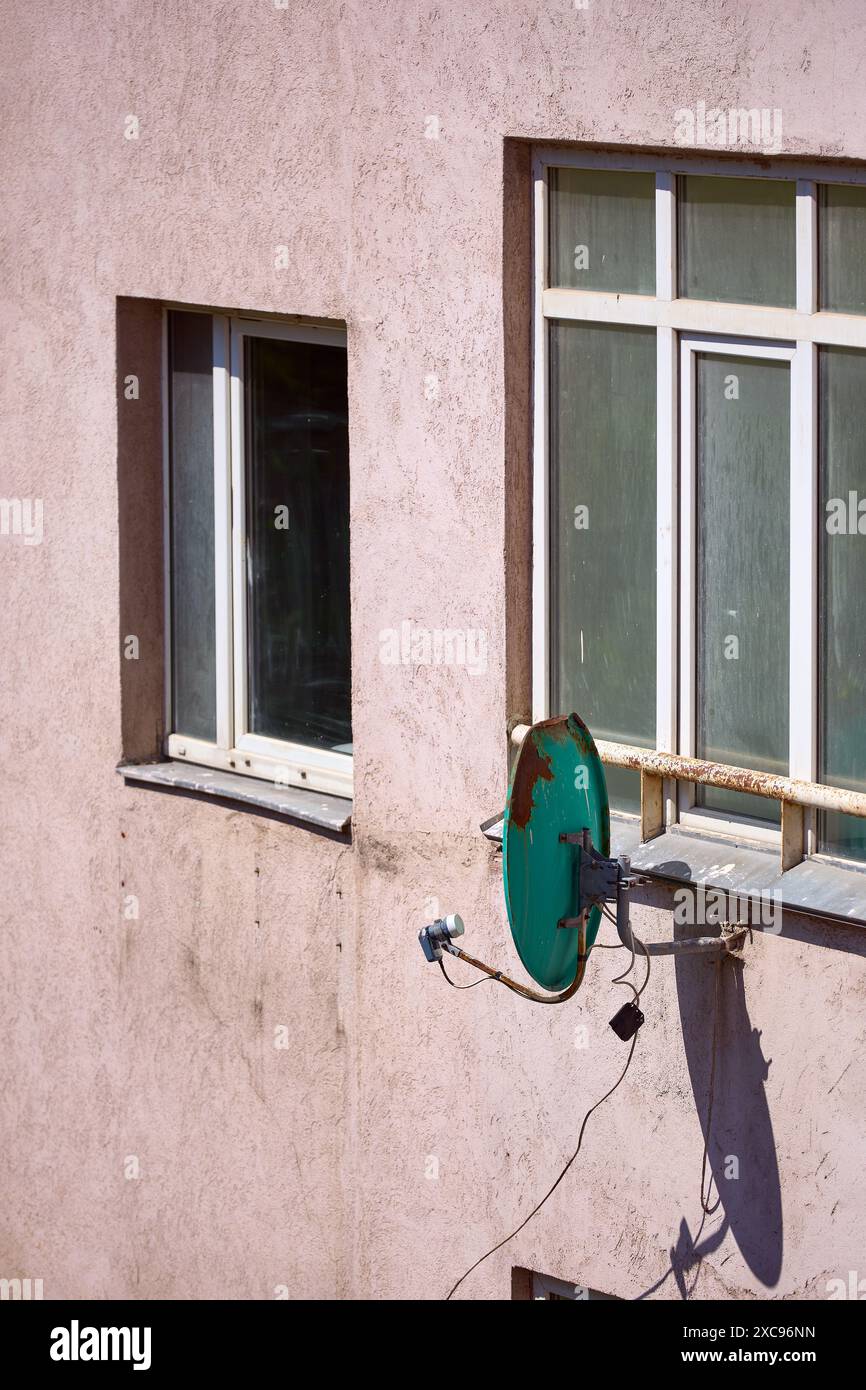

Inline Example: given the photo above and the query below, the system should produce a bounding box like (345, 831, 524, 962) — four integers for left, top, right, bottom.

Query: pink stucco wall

(2, 0, 866, 1300)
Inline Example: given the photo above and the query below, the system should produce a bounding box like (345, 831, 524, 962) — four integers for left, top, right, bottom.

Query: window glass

(694, 353, 789, 822)
(549, 321, 656, 815)
(168, 310, 216, 741)
(529, 1271, 621, 1300)
(548, 169, 656, 294)
(818, 347, 866, 860)
(678, 176, 796, 307)
(819, 184, 866, 315)
(244, 334, 352, 753)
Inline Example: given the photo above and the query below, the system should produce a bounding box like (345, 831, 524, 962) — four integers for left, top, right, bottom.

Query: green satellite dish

(502, 713, 610, 992)
(418, 710, 740, 1006)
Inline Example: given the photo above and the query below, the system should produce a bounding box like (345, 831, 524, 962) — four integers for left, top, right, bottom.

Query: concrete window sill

(117, 760, 352, 834)
(480, 812, 866, 927)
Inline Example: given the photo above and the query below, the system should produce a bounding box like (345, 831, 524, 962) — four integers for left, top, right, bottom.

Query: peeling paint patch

(509, 734, 554, 830)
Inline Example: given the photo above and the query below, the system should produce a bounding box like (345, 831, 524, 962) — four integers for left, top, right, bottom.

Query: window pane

(819, 184, 866, 315)
(818, 347, 866, 861)
(549, 321, 656, 815)
(168, 310, 216, 742)
(678, 177, 796, 307)
(245, 334, 351, 753)
(695, 353, 789, 822)
(548, 168, 656, 294)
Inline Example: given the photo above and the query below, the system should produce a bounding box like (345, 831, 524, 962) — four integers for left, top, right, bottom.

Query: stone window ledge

(117, 760, 351, 834)
(480, 812, 866, 927)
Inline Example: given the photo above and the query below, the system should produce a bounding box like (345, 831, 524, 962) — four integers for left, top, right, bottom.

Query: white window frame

(532, 147, 866, 851)
(164, 310, 353, 800)
(678, 332, 797, 846)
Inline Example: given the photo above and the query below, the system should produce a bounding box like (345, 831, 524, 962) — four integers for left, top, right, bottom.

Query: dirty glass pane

(245, 334, 351, 753)
(818, 348, 866, 861)
(548, 168, 656, 294)
(819, 184, 866, 315)
(695, 353, 789, 823)
(168, 310, 216, 742)
(549, 321, 656, 816)
(679, 176, 796, 307)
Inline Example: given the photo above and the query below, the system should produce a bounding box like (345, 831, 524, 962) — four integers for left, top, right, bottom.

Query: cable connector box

(609, 1000, 645, 1041)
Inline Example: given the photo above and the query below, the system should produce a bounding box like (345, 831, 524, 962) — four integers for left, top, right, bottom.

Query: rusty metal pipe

(443, 916, 587, 1003)
(510, 725, 866, 820)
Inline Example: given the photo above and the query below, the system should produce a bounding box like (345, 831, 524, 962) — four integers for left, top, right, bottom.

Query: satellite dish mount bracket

(558, 829, 744, 959)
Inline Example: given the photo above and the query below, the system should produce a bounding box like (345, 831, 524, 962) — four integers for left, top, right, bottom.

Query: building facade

(2, 0, 866, 1300)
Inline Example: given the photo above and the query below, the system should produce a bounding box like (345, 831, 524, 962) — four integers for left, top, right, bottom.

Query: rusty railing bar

(509, 725, 866, 821)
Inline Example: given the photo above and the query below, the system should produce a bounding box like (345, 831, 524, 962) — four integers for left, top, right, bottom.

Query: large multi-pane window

(166, 311, 351, 798)
(534, 153, 866, 861)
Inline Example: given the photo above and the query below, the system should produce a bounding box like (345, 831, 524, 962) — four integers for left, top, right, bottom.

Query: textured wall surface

(2, 0, 866, 1300)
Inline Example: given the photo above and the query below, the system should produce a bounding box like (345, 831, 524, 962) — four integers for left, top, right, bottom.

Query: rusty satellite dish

(419, 713, 746, 1009)
(502, 713, 610, 991)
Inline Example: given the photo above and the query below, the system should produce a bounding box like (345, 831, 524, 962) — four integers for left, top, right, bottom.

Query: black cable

(438, 959, 498, 990)
(445, 1024, 640, 1299)
(614, 925, 652, 1002)
(439, 910, 644, 1296)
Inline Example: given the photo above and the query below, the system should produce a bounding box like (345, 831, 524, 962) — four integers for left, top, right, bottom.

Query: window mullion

(656, 326, 677, 826)
(655, 172, 676, 301)
(792, 179, 818, 838)
(655, 174, 678, 828)
(796, 179, 818, 315)
(228, 322, 247, 750)
(789, 340, 818, 788)
(677, 338, 697, 792)
(532, 158, 550, 723)
(211, 313, 233, 750)
(161, 308, 172, 740)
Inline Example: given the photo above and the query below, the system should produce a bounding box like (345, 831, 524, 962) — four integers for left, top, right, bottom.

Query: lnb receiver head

(419, 914, 465, 962)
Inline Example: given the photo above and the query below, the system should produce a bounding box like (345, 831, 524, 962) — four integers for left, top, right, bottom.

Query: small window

(528, 1271, 621, 1300)
(166, 310, 351, 799)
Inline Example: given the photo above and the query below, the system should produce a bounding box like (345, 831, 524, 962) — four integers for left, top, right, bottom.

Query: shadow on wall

(637, 898, 866, 1299)
(676, 947, 781, 1296)
(636, 939, 781, 1300)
